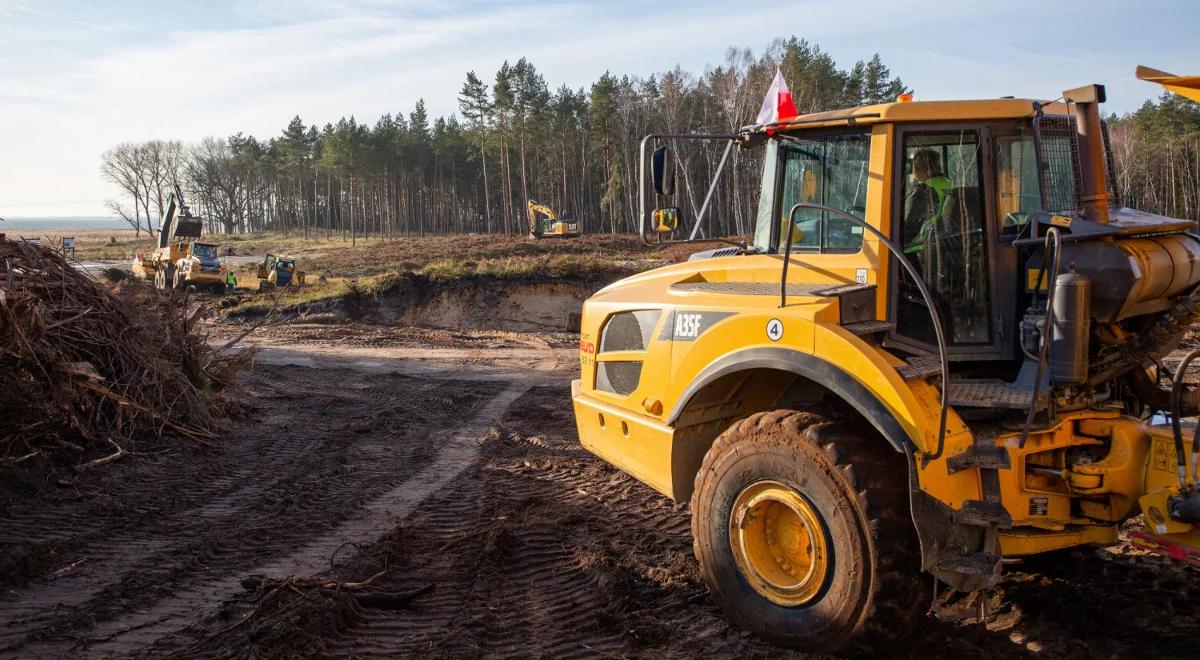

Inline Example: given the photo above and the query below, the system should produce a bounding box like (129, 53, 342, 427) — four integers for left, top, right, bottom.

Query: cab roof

(749, 97, 1070, 134)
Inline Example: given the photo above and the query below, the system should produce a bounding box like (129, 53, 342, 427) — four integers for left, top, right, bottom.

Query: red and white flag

(755, 68, 799, 125)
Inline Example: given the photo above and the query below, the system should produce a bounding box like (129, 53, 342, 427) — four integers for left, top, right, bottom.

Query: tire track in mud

(306, 386, 1200, 660)
(77, 379, 531, 657)
(0, 362, 513, 658)
(321, 385, 738, 659)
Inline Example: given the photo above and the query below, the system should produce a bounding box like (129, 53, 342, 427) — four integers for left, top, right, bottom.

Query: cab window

(991, 123, 1043, 237)
(896, 130, 991, 346)
(776, 132, 870, 254)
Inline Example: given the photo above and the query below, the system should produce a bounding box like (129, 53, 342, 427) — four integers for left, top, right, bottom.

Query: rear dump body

(573, 92, 1200, 593)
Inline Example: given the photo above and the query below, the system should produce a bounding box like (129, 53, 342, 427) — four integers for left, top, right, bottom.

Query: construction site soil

(3, 322, 1199, 658)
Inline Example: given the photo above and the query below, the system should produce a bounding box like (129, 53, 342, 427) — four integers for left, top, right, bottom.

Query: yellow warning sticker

(1151, 436, 1176, 472)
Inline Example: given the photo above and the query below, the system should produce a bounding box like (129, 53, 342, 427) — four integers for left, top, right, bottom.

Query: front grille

(596, 361, 643, 396)
(599, 310, 661, 353)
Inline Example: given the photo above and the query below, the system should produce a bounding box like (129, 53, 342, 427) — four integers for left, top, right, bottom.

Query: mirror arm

(689, 140, 734, 240)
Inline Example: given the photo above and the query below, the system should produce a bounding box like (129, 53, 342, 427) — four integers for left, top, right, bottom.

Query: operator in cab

(902, 149, 953, 266)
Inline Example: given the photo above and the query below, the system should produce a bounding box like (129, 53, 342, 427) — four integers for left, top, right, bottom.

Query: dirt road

(2, 327, 1197, 658)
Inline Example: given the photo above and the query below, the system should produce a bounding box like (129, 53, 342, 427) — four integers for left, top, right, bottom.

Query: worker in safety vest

(225, 270, 237, 295)
(902, 149, 954, 260)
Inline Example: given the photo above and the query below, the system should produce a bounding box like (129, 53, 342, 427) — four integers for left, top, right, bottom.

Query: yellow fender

(664, 313, 977, 507)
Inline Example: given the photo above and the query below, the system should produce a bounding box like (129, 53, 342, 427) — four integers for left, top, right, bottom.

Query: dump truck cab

(572, 77, 1200, 653)
(173, 241, 226, 290)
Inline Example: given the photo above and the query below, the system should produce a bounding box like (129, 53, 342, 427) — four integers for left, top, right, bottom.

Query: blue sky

(1, 0, 1197, 218)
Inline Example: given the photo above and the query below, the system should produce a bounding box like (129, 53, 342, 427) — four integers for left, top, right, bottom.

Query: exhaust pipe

(1063, 84, 1110, 223)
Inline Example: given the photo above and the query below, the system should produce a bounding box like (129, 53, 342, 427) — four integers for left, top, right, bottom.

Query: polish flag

(756, 68, 799, 126)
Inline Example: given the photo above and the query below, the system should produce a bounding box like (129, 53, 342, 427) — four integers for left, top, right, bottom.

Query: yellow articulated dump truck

(132, 185, 227, 293)
(571, 67, 1200, 653)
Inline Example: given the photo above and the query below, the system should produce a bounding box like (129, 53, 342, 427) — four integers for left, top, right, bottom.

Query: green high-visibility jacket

(904, 176, 954, 255)
(226, 272, 237, 285)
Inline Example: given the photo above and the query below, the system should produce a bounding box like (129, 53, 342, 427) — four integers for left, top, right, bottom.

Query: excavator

(571, 67, 1200, 653)
(132, 185, 227, 292)
(527, 198, 581, 239)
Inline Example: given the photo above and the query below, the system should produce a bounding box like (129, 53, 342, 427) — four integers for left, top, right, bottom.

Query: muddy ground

(2, 325, 1198, 659)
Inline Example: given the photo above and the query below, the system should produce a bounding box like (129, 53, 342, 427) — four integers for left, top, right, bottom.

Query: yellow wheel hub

(729, 480, 829, 606)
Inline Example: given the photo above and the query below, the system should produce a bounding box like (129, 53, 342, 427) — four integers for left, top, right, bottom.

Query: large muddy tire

(690, 409, 928, 655)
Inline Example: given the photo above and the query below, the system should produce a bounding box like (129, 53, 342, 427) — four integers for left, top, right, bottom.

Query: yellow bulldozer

(527, 198, 581, 239)
(571, 67, 1200, 653)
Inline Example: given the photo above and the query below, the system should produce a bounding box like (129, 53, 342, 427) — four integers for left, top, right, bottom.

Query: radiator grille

(599, 310, 661, 353)
(596, 361, 643, 396)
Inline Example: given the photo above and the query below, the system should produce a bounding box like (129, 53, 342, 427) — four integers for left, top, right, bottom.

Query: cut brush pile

(0, 236, 249, 467)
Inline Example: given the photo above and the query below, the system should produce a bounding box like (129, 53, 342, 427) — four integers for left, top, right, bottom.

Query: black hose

(1170, 348, 1200, 489)
(784, 203, 950, 462)
(1018, 227, 1062, 449)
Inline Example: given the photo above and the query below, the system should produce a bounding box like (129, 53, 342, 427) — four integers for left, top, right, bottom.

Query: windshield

(192, 244, 216, 259)
(755, 132, 871, 254)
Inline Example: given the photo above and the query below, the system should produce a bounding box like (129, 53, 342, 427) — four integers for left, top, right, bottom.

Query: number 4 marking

(766, 318, 784, 342)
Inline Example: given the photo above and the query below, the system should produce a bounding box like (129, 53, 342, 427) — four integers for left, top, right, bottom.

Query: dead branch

(77, 438, 126, 470)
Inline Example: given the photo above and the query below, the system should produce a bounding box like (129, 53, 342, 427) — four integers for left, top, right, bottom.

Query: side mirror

(651, 146, 676, 196)
(653, 207, 681, 233)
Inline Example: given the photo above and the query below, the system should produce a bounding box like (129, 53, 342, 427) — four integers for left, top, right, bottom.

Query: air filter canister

(1050, 270, 1091, 385)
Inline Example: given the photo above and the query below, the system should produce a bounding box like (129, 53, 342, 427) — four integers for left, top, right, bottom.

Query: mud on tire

(690, 409, 929, 654)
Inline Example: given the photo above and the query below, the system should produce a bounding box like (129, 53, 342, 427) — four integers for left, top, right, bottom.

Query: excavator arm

(527, 199, 558, 238)
(158, 184, 203, 249)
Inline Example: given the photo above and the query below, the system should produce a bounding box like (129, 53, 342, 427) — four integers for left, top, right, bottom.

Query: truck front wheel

(690, 409, 928, 654)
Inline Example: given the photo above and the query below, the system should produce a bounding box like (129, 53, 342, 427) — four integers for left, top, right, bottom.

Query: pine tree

(459, 71, 493, 231)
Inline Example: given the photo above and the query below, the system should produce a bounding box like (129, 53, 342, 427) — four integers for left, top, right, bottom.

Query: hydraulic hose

(783, 203, 950, 463)
(1170, 348, 1200, 489)
(1019, 227, 1062, 449)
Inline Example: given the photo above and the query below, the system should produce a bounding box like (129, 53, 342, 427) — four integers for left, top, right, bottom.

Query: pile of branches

(0, 236, 249, 466)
